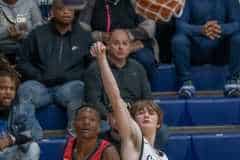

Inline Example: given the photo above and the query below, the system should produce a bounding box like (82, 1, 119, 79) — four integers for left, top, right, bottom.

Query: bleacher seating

(187, 98, 240, 126)
(35, 97, 240, 130)
(163, 135, 192, 160)
(156, 99, 189, 126)
(36, 104, 67, 130)
(38, 133, 240, 160)
(151, 64, 228, 92)
(155, 98, 240, 126)
(0, 1, 235, 160)
(33, 97, 240, 160)
(191, 134, 240, 160)
(39, 138, 65, 160)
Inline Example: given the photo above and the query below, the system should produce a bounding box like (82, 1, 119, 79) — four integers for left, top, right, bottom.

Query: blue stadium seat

(39, 138, 66, 160)
(36, 104, 67, 130)
(36, 98, 240, 129)
(163, 135, 192, 160)
(151, 65, 177, 91)
(151, 64, 228, 92)
(187, 98, 240, 125)
(191, 134, 240, 160)
(39, 134, 240, 160)
(155, 99, 190, 126)
(155, 97, 240, 126)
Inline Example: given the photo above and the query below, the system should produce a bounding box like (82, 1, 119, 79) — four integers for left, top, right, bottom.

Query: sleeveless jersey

(63, 136, 110, 160)
(140, 138, 168, 160)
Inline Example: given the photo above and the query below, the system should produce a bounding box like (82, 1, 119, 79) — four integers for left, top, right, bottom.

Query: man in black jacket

(16, 0, 92, 133)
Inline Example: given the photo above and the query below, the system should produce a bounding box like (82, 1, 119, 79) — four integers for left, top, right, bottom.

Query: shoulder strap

(89, 139, 110, 160)
(0, 7, 15, 24)
(63, 136, 76, 160)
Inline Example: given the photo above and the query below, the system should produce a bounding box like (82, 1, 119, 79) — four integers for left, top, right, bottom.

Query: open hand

(7, 25, 24, 40)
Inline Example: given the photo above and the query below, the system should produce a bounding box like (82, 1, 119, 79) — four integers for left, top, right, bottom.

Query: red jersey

(63, 136, 110, 160)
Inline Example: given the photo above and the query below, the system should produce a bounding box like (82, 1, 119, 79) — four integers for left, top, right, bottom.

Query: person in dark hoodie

(16, 0, 92, 134)
(0, 0, 42, 60)
(0, 56, 40, 160)
(172, 0, 240, 98)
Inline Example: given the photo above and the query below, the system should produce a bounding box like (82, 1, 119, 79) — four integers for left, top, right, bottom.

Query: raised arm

(90, 42, 141, 140)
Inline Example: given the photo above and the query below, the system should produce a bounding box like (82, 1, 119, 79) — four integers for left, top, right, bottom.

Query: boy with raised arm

(90, 41, 168, 160)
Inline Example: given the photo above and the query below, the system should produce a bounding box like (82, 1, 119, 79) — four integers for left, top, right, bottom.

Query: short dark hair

(0, 56, 21, 88)
(75, 103, 101, 121)
(52, 0, 64, 7)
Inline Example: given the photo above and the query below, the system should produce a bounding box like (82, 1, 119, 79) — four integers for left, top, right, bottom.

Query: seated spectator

(172, 0, 240, 98)
(0, 56, 40, 160)
(90, 41, 168, 160)
(85, 29, 152, 118)
(0, 0, 42, 61)
(63, 104, 120, 160)
(16, 0, 92, 134)
(86, 29, 168, 148)
(87, 0, 158, 80)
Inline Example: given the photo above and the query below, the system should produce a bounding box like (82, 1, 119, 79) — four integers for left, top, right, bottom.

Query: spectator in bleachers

(88, 0, 158, 80)
(172, 0, 240, 98)
(85, 29, 152, 118)
(90, 41, 168, 160)
(63, 104, 120, 160)
(0, 56, 40, 160)
(86, 29, 168, 150)
(16, 0, 92, 133)
(0, 0, 42, 61)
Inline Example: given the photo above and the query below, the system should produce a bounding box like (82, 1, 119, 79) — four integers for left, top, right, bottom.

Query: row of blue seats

(150, 64, 228, 92)
(39, 133, 240, 160)
(157, 98, 240, 126)
(36, 97, 240, 130)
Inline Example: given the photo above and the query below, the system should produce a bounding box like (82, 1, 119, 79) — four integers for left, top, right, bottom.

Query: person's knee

(229, 34, 240, 45)
(172, 34, 190, 48)
(134, 48, 155, 65)
(59, 81, 84, 97)
(17, 80, 48, 101)
(26, 142, 40, 160)
(18, 80, 43, 95)
(55, 81, 85, 107)
(17, 80, 50, 106)
(0, 146, 18, 159)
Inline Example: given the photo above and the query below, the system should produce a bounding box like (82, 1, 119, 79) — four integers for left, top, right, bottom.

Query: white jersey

(141, 138, 168, 160)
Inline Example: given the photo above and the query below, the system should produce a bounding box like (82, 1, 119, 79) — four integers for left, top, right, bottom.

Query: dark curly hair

(0, 55, 21, 88)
